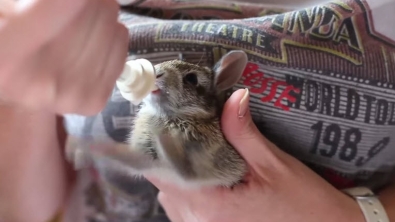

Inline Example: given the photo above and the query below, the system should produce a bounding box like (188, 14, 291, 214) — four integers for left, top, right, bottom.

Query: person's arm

(0, 104, 72, 222)
(378, 181, 395, 220)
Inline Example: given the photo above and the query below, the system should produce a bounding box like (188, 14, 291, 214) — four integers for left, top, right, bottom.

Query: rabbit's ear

(213, 50, 248, 92)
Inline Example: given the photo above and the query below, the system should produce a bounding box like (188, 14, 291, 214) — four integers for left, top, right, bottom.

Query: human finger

(89, 22, 129, 114)
(221, 88, 285, 171)
(145, 175, 182, 194)
(157, 192, 184, 222)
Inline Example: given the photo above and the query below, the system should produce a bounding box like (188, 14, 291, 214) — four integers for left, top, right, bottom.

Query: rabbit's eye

(183, 72, 198, 86)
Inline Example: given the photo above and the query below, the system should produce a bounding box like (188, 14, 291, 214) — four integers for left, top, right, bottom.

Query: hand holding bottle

(0, 0, 129, 115)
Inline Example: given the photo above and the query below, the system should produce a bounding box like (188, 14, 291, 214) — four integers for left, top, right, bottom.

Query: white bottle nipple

(116, 59, 158, 105)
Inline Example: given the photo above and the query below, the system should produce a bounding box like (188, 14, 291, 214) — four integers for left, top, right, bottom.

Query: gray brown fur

(125, 50, 249, 188)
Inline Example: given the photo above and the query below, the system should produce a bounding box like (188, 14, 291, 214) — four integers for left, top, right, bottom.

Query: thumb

(221, 88, 279, 165)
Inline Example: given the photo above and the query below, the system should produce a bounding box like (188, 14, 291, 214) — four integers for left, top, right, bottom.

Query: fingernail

(238, 88, 250, 118)
(117, 0, 138, 5)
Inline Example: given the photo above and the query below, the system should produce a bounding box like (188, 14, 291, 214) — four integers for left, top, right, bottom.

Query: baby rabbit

(96, 50, 249, 189)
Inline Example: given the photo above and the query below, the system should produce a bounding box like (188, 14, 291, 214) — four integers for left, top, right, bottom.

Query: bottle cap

(116, 59, 157, 105)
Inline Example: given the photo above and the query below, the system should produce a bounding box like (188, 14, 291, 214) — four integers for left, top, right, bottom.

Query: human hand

(0, 107, 71, 222)
(0, 0, 128, 115)
(146, 88, 365, 222)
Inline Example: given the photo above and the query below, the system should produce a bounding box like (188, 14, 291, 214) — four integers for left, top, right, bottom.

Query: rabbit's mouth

(151, 88, 161, 94)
